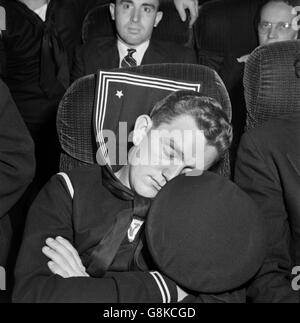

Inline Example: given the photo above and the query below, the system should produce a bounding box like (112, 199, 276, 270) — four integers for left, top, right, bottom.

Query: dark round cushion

(146, 171, 266, 293)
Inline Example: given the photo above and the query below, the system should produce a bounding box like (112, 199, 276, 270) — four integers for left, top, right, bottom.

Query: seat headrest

(82, 3, 191, 45)
(146, 171, 266, 293)
(195, 0, 261, 57)
(244, 40, 300, 129)
(57, 63, 232, 176)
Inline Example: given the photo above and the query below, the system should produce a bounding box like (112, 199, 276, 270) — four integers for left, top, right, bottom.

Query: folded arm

(13, 174, 178, 303)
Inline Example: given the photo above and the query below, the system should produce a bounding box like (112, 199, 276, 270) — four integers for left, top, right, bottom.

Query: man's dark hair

(150, 90, 233, 158)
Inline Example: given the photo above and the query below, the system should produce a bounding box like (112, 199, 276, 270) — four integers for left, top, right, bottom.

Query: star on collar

(116, 90, 124, 99)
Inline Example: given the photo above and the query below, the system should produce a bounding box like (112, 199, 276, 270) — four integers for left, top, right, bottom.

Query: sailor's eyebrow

(169, 138, 185, 160)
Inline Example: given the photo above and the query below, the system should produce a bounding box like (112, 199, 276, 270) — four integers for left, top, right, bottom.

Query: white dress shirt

(34, 2, 49, 21)
(117, 40, 150, 67)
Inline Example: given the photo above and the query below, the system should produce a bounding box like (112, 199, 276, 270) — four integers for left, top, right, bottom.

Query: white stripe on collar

(149, 271, 171, 303)
(58, 172, 74, 199)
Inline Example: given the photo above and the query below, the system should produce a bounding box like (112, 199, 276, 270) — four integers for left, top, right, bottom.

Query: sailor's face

(128, 115, 219, 198)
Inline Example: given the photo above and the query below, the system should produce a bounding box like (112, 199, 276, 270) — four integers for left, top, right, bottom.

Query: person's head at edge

(110, 0, 163, 47)
(257, 0, 300, 45)
(116, 90, 233, 198)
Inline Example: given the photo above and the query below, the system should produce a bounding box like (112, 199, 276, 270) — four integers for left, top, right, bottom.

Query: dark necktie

(87, 165, 151, 277)
(121, 48, 137, 67)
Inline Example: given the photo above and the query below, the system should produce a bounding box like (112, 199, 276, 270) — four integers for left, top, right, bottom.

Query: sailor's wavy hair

(150, 90, 233, 159)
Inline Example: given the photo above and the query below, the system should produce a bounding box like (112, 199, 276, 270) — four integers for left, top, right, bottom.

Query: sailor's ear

(132, 115, 153, 146)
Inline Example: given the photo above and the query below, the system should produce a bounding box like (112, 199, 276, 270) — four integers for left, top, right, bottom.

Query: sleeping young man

(13, 90, 233, 303)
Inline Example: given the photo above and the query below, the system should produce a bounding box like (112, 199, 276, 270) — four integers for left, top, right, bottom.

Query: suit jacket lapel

(11, 0, 43, 25)
(99, 40, 120, 70)
(142, 41, 166, 65)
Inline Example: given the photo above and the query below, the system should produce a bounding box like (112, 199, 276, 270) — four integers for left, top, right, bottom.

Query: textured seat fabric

(235, 41, 300, 303)
(82, 2, 192, 47)
(244, 40, 300, 130)
(57, 63, 232, 177)
(195, 0, 262, 69)
(194, 0, 263, 171)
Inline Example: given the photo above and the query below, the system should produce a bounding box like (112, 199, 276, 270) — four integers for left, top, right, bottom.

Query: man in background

(0, 79, 35, 302)
(235, 113, 300, 303)
(71, 0, 197, 81)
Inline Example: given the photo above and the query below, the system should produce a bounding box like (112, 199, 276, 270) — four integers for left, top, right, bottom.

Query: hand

(177, 285, 188, 302)
(237, 54, 250, 64)
(174, 0, 199, 28)
(292, 6, 300, 31)
(42, 236, 89, 278)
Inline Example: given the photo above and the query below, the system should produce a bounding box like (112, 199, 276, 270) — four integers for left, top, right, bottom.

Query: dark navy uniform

(0, 0, 104, 188)
(14, 165, 255, 303)
(0, 79, 35, 267)
(235, 114, 300, 303)
(13, 165, 178, 303)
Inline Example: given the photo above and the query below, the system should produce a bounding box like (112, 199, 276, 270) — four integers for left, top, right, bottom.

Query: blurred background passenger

(0, 0, 105, 192)
(235, 40, 300, 303)
(71, 0, 197, 82)
(238, 0, 300, 63)
(0, 79, 35, 302)
(258, 0, 300, 45)
(235, 114, 300, 303)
